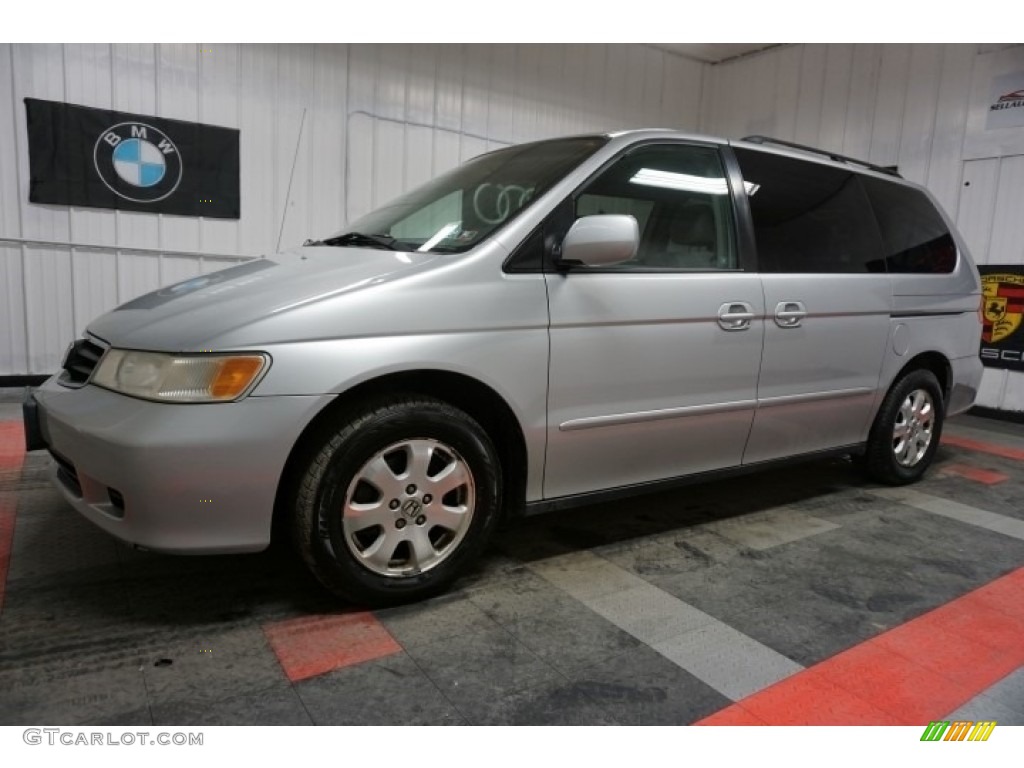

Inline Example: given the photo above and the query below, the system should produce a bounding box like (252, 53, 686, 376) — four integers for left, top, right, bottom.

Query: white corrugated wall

(3, 42, 1022, 415)
(701, 43, 1024, 413)
(0, 43, 705, 376)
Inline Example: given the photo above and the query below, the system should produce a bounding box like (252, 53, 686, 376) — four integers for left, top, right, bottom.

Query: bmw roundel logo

(93, 122, 182, 203)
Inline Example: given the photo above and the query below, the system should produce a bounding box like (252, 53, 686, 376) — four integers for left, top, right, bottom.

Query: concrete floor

(1, 396, 1022, 726)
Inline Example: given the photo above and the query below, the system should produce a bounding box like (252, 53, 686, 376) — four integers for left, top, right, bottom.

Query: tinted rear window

(734, 148, 885, 274)
(860, 177, 957, 274)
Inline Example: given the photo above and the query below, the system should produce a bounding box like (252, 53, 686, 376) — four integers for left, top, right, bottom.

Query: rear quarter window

(859, 177, 958, 274)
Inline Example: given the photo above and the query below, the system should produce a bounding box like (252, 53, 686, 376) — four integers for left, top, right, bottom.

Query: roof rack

(741, 135, 902, 178)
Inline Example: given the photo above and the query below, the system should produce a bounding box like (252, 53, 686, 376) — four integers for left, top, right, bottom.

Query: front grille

(50, 449, 82, 497)
(59, 338, 106, 387)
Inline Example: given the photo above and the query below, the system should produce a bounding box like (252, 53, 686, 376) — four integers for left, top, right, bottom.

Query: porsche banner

(25, 97, 240, 219)
(980, 266, 1024, 372)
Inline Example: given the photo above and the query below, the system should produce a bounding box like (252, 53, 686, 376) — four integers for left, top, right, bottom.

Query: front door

(543, 142, 764, 500)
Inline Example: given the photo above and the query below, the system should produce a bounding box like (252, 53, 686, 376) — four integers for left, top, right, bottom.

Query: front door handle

(775, 301, 807, 328)
(718, 302, 755, 331)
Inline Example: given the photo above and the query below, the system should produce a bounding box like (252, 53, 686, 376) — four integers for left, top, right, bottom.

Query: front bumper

(32, 376, 334, 554)
(22, 389, 46, 452)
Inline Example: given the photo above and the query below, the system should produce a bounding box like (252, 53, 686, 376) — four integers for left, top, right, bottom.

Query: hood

(86, 246, 445, 350)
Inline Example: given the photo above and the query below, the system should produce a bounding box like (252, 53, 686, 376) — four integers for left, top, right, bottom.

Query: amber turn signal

(210, 357, 266, 399)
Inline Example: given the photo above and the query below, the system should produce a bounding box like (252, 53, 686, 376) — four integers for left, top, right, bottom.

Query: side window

(573, 144, 738, 270)
(860, 177, 957, 274)
(734, 148, 885, 274)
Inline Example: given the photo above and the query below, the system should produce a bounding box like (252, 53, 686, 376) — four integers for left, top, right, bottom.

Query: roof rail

(740, 135, 902, 178)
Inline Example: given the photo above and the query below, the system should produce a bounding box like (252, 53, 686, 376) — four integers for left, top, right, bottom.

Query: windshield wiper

(422, 244, 464, 254)
(311, 232, 399, 250)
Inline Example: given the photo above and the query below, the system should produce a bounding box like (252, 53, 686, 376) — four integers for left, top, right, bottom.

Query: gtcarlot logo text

(23, 729, 203, 747)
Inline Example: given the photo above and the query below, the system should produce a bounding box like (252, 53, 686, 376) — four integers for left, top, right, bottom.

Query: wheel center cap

(401, 498, 423, 519)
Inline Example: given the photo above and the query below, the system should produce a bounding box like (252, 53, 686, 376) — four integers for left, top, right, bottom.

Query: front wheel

(864, 369, 945, 486)
(291, 397, 502, 605)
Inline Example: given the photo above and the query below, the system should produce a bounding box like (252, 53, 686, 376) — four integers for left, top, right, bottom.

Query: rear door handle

(774, 301, 807, 328)
(718, 302, 755, 331)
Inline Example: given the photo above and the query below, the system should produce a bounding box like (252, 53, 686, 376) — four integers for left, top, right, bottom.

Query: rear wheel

(864, 369, 944, 485)
(291, 397, 502, 605)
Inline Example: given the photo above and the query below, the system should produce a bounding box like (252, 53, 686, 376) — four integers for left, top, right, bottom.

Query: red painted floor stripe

(942, 434, 1024, 463)
(969, 568, 1024, 619)
(0, 421, 26, 472)
(939, 463, 1009, 485)
(263, 612, 402, 682)
(718, 669, 907, 726)
(697, 567, 1024, 726)
(0, 421, 26, 616)
(697, 705, 768, 726)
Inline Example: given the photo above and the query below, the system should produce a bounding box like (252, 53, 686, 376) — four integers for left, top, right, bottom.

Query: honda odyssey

(23, 130, 984, 604)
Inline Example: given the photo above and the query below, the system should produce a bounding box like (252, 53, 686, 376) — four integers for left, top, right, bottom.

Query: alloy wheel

(341, 439, 476, 577)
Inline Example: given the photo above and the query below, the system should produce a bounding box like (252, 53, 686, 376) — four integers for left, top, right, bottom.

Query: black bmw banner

(25, 97, 240, 219)
(979, 265, 1024, 372)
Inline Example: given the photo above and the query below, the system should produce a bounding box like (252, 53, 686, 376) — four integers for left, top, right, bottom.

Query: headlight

(92, 350, 269, 402)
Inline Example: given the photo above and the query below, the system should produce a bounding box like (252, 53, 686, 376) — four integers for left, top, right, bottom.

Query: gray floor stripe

(530, 550, 803, 700)
(699, 507, 839, 551)
(869, 488, 1024, 541)
(945, 668, 1024, 726)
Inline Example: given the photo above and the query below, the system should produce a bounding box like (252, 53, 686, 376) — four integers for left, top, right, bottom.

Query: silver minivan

(24, 130, 984, 604)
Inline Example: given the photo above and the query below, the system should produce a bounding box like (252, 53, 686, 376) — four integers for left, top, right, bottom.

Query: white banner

(985, 71, 1024, 130)
(965, 46, 1024, 159)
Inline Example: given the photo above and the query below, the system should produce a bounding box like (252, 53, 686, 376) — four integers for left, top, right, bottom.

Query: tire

(291, 396, 502, 606)
(864, 369, 945, 486)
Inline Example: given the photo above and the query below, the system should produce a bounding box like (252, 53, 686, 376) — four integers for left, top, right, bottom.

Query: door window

(734, 148, 886, 274)
(573, 144, 739, 270)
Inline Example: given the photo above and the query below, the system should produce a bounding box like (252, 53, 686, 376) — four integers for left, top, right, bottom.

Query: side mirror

(560, 215, 638, 268)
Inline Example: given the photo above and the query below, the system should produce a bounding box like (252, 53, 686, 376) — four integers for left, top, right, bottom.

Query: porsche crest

(979, 267, 1024, 371)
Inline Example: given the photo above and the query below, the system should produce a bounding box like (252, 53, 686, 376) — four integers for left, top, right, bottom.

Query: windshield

(334, 136, 608, 254)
